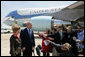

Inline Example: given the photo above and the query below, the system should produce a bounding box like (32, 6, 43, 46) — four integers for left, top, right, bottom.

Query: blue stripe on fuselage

(6, 10, 48, 19)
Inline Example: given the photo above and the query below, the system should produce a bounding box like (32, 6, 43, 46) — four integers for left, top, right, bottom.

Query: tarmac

(1, 33, 52, 56)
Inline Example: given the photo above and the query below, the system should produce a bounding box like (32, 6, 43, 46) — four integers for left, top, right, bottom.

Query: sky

(1, 1, 77, 20)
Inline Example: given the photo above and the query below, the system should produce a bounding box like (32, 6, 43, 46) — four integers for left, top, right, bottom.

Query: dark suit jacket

(20, 28, 35, 50)
(65, 31, 77, 55)
(10, 35, 21, 56)
(47, 31, 67, 44)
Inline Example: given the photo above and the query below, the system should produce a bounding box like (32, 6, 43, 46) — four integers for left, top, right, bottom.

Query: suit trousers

(23, 48, 32, 56)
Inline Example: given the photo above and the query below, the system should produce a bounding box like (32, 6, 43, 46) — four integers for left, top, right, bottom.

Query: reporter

(39, 29, 53, 56)
(73, 24, 84, 55)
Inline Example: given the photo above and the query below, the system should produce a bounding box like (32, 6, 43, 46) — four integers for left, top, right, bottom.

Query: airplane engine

(29, 16, 54, 31)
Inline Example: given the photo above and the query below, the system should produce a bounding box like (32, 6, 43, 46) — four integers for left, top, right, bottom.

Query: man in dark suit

(47, 26, 67, 56)
(47, 26, 67, 45)
(20, 22, 35, 56)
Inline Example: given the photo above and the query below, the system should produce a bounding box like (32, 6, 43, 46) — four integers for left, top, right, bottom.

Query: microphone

(48, 40, 62, 47)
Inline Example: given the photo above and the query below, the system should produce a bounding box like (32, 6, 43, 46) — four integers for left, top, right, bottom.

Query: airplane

(1, 17, 12, 33)
(6, 7, 62, 19)
(2, 7, 71, 32)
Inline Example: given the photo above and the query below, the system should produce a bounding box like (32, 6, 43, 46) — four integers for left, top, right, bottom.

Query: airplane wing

(44, 1, 84, 21)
